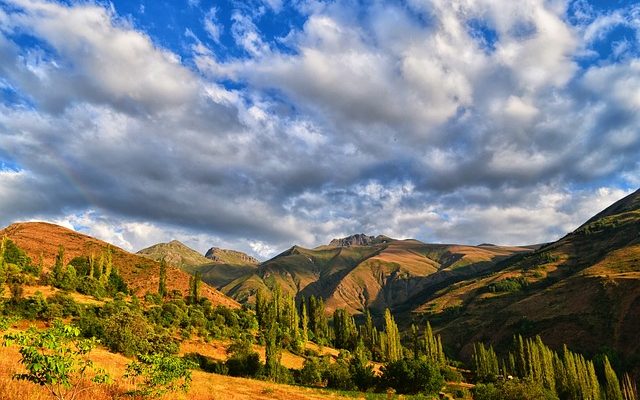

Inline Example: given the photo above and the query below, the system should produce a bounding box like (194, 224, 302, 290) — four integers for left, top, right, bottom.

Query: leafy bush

(379, 357, 444, 395)
(125, 353, 196, 398)
(3, 321, 110, 400)
(225, 338, 262, 377)
(473, 379, 559, 400)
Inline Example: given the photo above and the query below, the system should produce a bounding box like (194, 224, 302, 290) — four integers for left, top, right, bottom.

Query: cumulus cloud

(0, 0, 639, 257)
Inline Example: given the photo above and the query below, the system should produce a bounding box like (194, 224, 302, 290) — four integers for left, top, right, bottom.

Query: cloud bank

(0, 0, 639, 258)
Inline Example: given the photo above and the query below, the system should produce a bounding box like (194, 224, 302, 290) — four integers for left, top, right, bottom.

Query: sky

(0, 0, 639, 259)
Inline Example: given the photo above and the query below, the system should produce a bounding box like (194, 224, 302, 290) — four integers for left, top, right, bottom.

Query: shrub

(125, 353, 196, 398)
(225, 338, 262, 377)
(3, 321, 110, 400)
(379, 357, 444, 395)
(473, 379, 559, 400)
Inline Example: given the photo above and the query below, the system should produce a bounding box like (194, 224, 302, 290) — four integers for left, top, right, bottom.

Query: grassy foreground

(0, 343, 360, 400)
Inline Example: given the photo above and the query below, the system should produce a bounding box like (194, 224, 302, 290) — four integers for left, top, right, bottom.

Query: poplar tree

(424, 321, 445, 365)
(604, 356, 623, 400)
(300, 299, 309, 343)
(382, 308, 402, 362)
(52, 245, 65, 286)
(473, 342, 499, 381)
(264, 323, 282, 381)
(622, 374, 638, 400)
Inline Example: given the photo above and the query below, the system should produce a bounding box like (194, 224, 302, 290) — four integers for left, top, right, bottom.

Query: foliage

(379, 357, 444, 395)
(125, 353, 196, 398)
(2, 321, 110, 400)
(487, 276, 528, 293)
(225, 337, 262, 377)
(473, 379, 559, 400)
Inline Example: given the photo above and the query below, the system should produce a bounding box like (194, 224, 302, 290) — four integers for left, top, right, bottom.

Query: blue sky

(1, 0, 639, 258)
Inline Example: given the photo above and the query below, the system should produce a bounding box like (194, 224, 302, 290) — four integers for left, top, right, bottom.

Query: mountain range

(2, 188, 639, 374)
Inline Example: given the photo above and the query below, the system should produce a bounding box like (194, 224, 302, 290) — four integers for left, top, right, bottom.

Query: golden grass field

(0, 342, 362, 400)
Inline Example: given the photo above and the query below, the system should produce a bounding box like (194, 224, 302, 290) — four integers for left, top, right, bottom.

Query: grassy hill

(0, 222, 239, 309)
(415, 189, 640, 374)
(137, 240, 211, 268)
(137, 241, 260, 295)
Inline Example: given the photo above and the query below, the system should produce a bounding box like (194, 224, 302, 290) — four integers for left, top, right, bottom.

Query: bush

(473, 379, 559, 400)
(3, 321, 110, 400)
(125, 353, 196, 398)
(225, 338, 262, 377)
(379, 357, 444, 395)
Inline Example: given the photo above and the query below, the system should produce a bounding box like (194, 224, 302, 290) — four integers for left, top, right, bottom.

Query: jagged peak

(328, 233, 393, 247)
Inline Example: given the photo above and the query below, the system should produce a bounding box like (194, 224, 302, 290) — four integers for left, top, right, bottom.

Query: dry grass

(0, 340, 357, 400)
(179, 339, 345, 370)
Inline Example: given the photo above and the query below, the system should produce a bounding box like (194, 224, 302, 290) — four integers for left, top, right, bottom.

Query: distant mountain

(219, 235, 533, 310)
(417, 189, 640, 374)
(137, 240, 210, 268)
(0, 222, 239, 309)
(205, 247, 259, 265)
(327, 233, 392, 247)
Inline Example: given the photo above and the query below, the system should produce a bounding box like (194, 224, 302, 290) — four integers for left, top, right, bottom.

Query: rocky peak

(205, 247, 259, 265)
(329, 233, 376, 247)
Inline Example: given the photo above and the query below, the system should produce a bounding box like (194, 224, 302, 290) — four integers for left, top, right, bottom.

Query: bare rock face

(329, 233, 377, 247)
(205, 247, 259, 265)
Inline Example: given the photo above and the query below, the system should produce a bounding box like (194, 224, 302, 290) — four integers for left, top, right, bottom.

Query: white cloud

(0, 0, 639, 256)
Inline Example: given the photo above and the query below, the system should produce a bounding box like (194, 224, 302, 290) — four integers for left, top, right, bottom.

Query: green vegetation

(3, 321, 110, 400)
(125, 353, 195, 398)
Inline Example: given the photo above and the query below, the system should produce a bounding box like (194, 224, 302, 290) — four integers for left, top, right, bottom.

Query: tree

(264, 323, 282, 382)
(3, 321, 110, 400)
(158, 259, 167, 297)
(382, 308, 402, 362)
(604, 356, 623, 400)
(52, 245, 65, 286)
(125, 353, 195, 398)
(333, 308, 357, 351)
(379, 357, 444, 395)
(424, 321, 445, 365)
(473, 342, 500, 382)
(622, 374, 638, 400)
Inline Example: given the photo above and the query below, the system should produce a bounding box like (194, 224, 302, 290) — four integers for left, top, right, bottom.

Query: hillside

(138, 240, 260, 294)
(221, 235, 533, 313)
(416, 189, 640, 373)
(137, 240, 211, 268)
(0, 222, 239, 309)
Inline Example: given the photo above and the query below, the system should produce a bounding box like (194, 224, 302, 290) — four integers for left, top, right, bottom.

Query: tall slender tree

(382, 308, 402, 362)
(604, 356, 623, 400)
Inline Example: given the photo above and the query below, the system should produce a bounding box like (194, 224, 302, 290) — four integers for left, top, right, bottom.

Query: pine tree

(604, 356, 623, 400)
(158, 259, 167, 297)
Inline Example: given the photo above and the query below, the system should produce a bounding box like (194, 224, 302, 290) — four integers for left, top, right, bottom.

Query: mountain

(416, 189, 640, 372)
(205, 247, 259, 265)
(0, 222, 239, 309)
(137, 240, 211, 268)
(327, 233, 392, 247)
(137, 241, 261, 294)
(220, 235, 534, 310)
